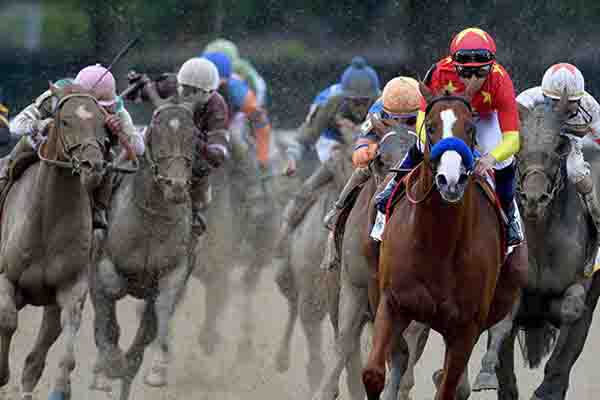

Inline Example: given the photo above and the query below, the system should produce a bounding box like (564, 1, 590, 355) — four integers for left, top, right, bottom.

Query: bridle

(38, 93, 108, 175)
(144, 103, 195, 187)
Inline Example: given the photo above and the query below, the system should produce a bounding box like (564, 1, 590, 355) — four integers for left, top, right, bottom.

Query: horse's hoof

(89, 373, 111, 393)
(144, 365, 168, 388)
(472, 371, 499, 392)
(530, 395, 542, 400)
(363, 369, 385, 400)
(432, 369, 443, 389)
(275, 350, 290, 372)
(48, 391, 66, 400)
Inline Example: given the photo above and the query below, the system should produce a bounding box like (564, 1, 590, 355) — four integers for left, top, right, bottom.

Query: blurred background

(2, 0, 600, 128)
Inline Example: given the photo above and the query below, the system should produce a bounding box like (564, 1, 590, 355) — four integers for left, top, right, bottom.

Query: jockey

(131, 57, 230, 236)
(273, 57, 381, 255)
(323, 76, 422, 230)
(518, 62, 600, 271)
(202, 51, 272, 171)
(203, 38, 268, 107)
(370, 27, 524, 247)
(5, 65, 145, 230)
(307, 57, 381, 163)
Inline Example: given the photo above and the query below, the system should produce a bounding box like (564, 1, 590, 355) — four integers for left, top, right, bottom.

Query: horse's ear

(419, 81, 434, 104)
(49, 81, 65, 99)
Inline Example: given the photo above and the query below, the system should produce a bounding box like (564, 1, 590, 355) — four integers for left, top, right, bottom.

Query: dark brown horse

(362, 85, 523, 400)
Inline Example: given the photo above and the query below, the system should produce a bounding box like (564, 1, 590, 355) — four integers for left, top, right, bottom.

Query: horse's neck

(130, 163, 182, 220)
(33, 163, 90, 218)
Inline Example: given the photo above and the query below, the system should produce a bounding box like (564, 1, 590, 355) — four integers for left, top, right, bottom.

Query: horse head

(418, 82, 477, 203)
(517, 94, 571, 220)
(47, 82, 109, 192)
(144, 103, 195, 204)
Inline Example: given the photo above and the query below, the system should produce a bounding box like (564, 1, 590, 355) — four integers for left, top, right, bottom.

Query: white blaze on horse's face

(440, 108, 457, 138)
(75, 104, 94, 120)
(169, 118, 180, 132)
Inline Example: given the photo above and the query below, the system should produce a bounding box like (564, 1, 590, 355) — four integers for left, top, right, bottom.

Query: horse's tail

(516, 320, 557, 369)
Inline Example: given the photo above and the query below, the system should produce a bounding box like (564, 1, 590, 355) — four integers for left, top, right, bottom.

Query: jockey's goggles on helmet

(455, 64, 492, 79)
(452, 49, 495, 66)
(347, 96, 373, 106)
(543, 94, 581, 106)
(380, 109, 418, 126)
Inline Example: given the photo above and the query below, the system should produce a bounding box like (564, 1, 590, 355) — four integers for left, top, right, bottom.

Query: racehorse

(310, 128, 418, 400)
(89, 102, 195, 400)
(472, 99, 600, 400)
(0, 83, 111, 400)
(362, 84, 523, 400)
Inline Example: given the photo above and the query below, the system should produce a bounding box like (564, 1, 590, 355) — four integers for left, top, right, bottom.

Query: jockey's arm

(241, 89, 271, 168)
(488, 78, 521, 162)
(202, 93, 230, 167)
(115, 107, 145, 156)
(9, 91, 54, 137)
(237, 58, 267, 107)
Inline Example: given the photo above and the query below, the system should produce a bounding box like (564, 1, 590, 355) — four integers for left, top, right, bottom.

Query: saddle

(0, 148, 39, 213)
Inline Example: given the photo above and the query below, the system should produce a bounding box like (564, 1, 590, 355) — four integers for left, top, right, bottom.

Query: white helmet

(177, 58, 220, 91)
(541, 63, 585, 101)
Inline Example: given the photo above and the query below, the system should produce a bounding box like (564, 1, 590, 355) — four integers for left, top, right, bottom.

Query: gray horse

(89, 103, 195, 400)
(0, 86, 110, 400)
(193, 125, 287, 358)
(274, 141, 351, 393)
(471, 102, 600, 400)
(310, 130, 420, 400)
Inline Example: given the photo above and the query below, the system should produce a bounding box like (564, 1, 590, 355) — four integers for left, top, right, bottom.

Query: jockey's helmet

(201, 52, 232, 80)
(450, 28, 496, 67)
(74, 64, 117, 107)
(382, 76, 421, 116)
(341, 56, 381, 99)
(177, 58, 220, 92)
(203, 38, 239, 63)
(541, 63, 585, 101)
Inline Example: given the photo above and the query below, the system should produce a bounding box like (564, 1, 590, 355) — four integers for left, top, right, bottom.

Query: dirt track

(2, 131, 600, 400)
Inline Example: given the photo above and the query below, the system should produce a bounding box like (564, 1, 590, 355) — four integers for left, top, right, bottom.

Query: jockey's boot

(323, 167, 371, 230)
(92, 173, 113, 230)
(370, 143, 423, 242)
(0, 137, 35, 194)
(190, 175, 210, 236)
(495, 163, 524, 246)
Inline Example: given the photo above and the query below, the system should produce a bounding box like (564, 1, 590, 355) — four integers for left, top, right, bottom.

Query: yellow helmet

(382, 76, 421, 115)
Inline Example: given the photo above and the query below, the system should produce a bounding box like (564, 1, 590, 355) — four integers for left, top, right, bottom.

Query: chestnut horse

(362, 85, 522, 400)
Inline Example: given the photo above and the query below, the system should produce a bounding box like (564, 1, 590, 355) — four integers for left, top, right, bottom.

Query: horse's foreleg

(197, 262, 228, 355)
(497, 325, 519, 400)
(435, 323, 479, 400)
(363, 293, 409, 400)
(21, 305, 61, 400)
(532, 275, 600, 400)
(145, 261, 189, 388)
(473, 297, 520, 392)
(0, 275, 16, 387)
(274, 259, 298, 372)
(312, 278, 368, 400)
(299, 286, 327, 394)
(89, 257, 126, 391)
(50, 274, 86, 400)
(238, 256, 264, 362)
(390, 322, 430, 400)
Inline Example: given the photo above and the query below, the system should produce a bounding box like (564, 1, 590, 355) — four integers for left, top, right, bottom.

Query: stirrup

(370, 211, 386, 242)
(323, 206, 341, 231)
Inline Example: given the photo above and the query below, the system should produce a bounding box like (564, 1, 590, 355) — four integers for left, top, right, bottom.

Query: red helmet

(450, 28, 496, 67)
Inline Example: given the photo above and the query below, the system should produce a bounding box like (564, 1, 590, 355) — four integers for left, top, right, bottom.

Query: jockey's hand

(284, 158, 297, 176)
(105, 115, 123, 136)
(31, 118, 53, 137)
(474, 154, 496, 176)
(352, 142, 378, 168)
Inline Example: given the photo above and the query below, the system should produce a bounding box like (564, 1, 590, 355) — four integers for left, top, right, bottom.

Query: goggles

(380, 109, 418, 126)
(455, 64, 492, 79)
(452, 49, 495, 65)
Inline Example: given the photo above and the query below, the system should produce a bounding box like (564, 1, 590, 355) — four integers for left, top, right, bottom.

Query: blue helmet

(340, 56, 380, 98)
(201, 52, 232, 80)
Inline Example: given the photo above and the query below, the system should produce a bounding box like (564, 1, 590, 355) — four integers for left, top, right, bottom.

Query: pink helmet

(74, 64, 117, 107)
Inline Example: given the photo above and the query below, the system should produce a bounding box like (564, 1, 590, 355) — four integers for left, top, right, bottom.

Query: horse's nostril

(458, 173, 469, 185)
(437, 174, 448, 186)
